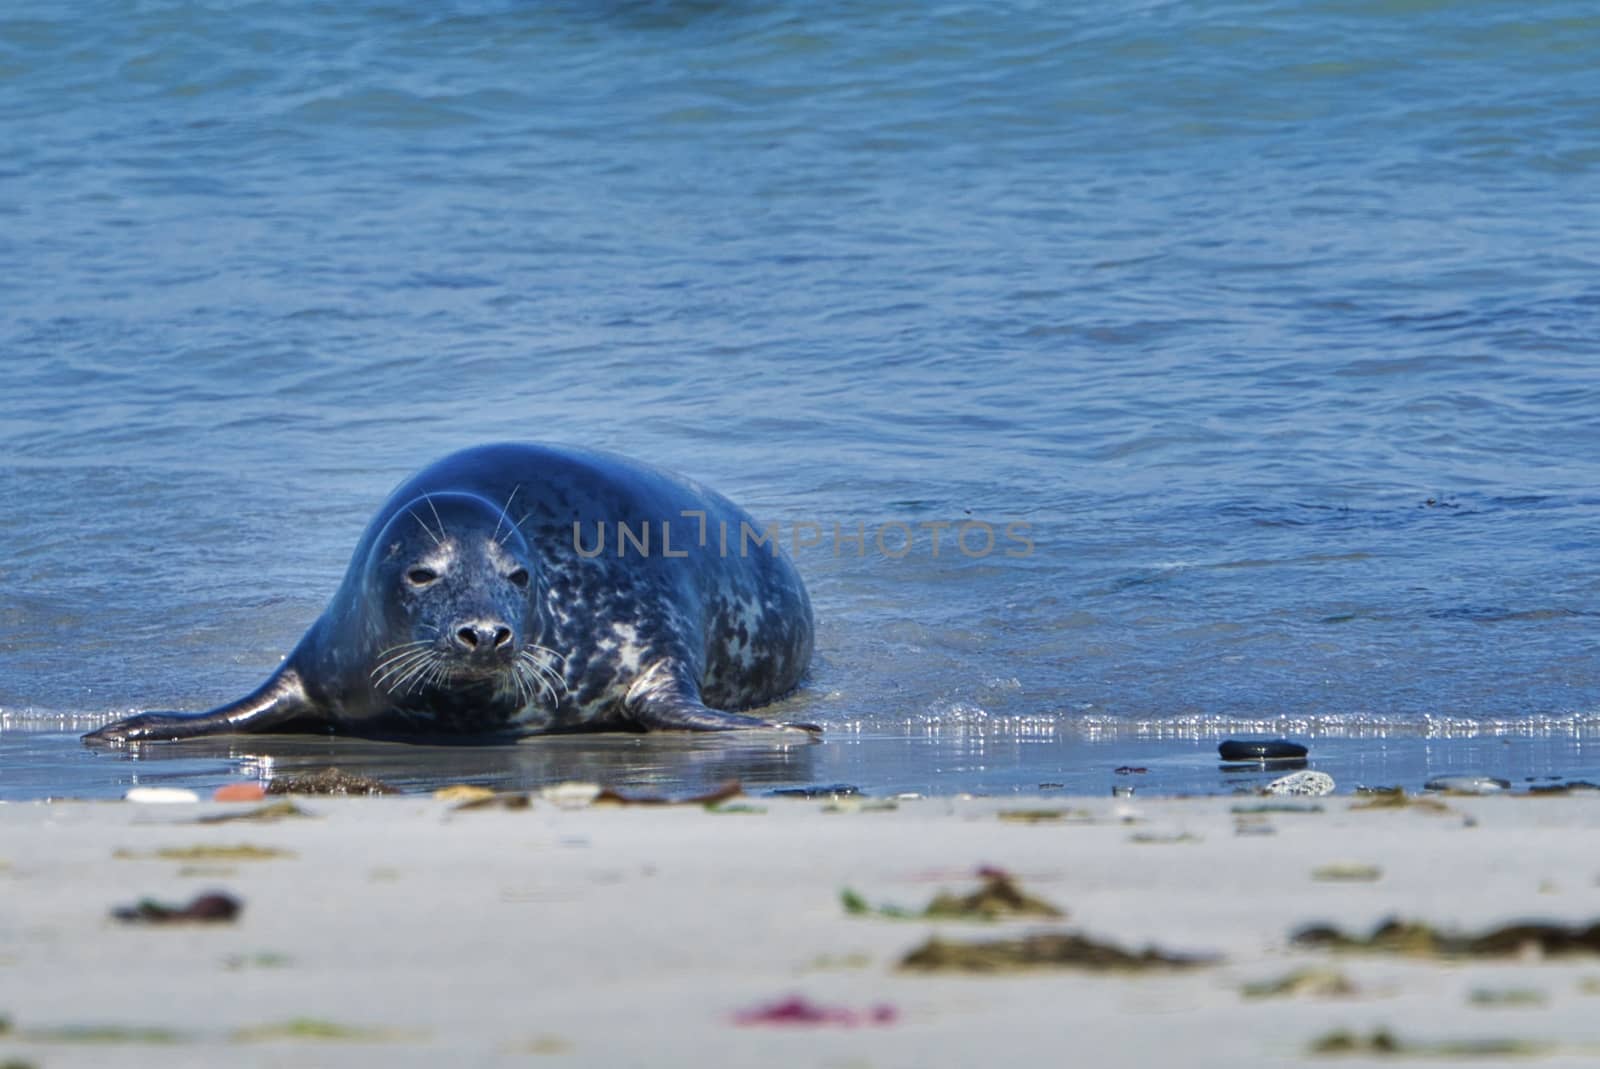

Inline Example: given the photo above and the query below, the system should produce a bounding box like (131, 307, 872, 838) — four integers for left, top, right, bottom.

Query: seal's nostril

(456, 627, 479, 649)
(493, 626, 512, 648)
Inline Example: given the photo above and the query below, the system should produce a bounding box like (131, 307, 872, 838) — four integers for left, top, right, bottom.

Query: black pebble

(1218, 738, 1308, 761)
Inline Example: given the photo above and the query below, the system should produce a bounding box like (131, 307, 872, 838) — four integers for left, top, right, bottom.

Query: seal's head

(362, 491, 545, 715)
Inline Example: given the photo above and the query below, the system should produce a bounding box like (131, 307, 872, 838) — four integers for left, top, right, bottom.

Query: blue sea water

(1, 0, 1598, 799)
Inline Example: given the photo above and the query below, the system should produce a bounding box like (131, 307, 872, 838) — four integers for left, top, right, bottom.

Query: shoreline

(7, 791, 1600, 1066)
(5, 724, 1600, 804)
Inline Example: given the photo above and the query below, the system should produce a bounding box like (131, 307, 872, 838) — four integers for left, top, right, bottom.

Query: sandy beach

(6, 787, 1600, 1067)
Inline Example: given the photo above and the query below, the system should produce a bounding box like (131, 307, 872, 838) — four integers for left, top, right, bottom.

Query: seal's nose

(453, 620, 514, 653)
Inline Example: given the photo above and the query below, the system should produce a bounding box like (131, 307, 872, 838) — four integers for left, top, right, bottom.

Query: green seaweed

(1241, 967, 1358, 999)
(843, 870, 1064, 922)
(232, 1018, 415, 1043)
(21, 1023, 188, 1044)
(996, 808, 1066, 823)
(116, 844, 295, 862)
(1309, 1028, 1547, 1058)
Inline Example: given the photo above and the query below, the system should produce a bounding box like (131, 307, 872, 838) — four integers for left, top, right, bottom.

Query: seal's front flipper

(83, 671, 318, 744)
(624, 665, 820, 735)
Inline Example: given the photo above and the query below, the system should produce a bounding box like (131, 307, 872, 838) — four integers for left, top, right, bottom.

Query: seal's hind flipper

(624, 663, 820, 734)
(82, 671, 318, 744)
(629, 696, 820, 734)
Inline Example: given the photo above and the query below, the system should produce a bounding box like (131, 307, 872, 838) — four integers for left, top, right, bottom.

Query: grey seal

(84, 443, 816, 743)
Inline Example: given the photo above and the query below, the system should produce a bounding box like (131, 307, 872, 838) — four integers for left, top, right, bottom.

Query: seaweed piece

(900, 931, 1218, 973)
(593, 779, 743, 807)
(1469, 988, 1547, 1007)
(450, 793, 532, 811)
(112, 891, 241, 925)
(1310, 863, 1382, 882)
(1309, 1028, 1547, 1058)
(922, 869, 1065, 921)
(1292, 916, 1600, 959)
(232, 1018, 415, 1043)
(997, 809, 1066, 824)
(18, 1023, 188, 1044)
(843, 869, 1064, 922)
(1240, 967, 1357, 999)
(115, 845, 294, 862)
(1348, 791, 1451, 812)
(839, 887, 916, 920)
(196, 801, 313, 824)
(266, 769, 398, 796)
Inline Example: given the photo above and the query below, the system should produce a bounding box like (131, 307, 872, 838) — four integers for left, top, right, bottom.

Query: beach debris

(1241, 966, 1358, 999)
(1218, 738, 1308, 762)
(222, 951, 292, 971)
(124, 787, 201, 804)
(767, 784, 862, 799)
(1311, 862, 1382, 883)
(821, 799, 897, 813)
(9, 1022, 189, 1045)
(925, 868, 1066, 920)
(843, 868, 1065, 922)
(1113, 766, 1148, 775)
(115, 844, 294, 863)
(266, 768, 398, 796)
(232, 1017, 418, 1043)
(1112, 785, 1136, 798)
(1038, 781, 1065, 789)
(433, 785, 496, 802)
(1425, 775, 1510, 795)
(1348, 789, 1451, 813)
(800, 951, 874, 972)
(196, 800, 313, 824)
(841, 888, 916, 920)
(1265, 770, 1335, 796)
(506, 1035, 574, 1055)
(900, 931, 1218, 973)
(540, 781, 603, 808)
(1527, 780, 1600, 795)
(111, 891, 241, 925)
(450, 792, 533, 812)
(732, 995, 896, 1028)
(997, 808, 1067, 824)
(1293, 916, 1600, 959)
(593, 779, 743, 807)
(707, 803, 768, 815)
(1308, 1028, 1547, 1058)
(213, 783, 267, 803)
(1128, 831, 1199, 844)
(1469, 987, 1547, 1007)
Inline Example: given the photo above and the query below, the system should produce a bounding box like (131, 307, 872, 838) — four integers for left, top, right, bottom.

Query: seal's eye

(405, 567, 439, 587)
(508, 567, 530, 589)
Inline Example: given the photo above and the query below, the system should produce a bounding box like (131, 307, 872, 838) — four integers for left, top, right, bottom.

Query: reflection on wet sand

(103, 732, 824, 798)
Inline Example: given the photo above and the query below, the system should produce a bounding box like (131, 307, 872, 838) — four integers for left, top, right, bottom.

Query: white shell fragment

(1263, 771, 1335, 797)
(124, 787, 202, 804)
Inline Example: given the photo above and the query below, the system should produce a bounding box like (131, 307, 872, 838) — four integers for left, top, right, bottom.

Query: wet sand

(6, 790, 1600, 1067)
